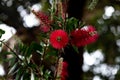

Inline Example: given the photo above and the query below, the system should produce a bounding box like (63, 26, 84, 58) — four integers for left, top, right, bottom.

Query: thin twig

(63, 0, 68, 31)
(0, 40, 23, 62)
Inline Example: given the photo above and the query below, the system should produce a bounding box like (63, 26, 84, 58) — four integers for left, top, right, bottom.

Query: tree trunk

(63, 0, 86, 80)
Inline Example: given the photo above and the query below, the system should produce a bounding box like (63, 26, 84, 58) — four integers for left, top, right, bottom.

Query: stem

(54, 57, 59, 80)
(30, 59, 42, 78)
(54, 50, 62, 80)
(63, 0, 68, 31)
(39, 40, 48, 67)
(0, 40, 23, 62)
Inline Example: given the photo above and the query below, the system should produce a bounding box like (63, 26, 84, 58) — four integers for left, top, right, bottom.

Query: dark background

(0, 0, 120, 80)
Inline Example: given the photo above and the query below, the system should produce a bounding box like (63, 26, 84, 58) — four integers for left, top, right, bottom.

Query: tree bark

(63, 0, 86, 80)
(67, 0, 86, 20)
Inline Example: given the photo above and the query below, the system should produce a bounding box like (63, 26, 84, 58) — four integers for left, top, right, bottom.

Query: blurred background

(0, 0, 120, 80)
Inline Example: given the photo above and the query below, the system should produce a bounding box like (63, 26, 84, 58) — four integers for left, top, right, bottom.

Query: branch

(0, 40, 23, 62)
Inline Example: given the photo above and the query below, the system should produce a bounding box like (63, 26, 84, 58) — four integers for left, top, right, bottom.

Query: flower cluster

(0, 0, 99, 80)
(32, 10, 51, 32)
(33, 10, 98, 49)
(50, 26, 98, 49)
(70, 25, 98, 47)
(32, 0, 98, 79)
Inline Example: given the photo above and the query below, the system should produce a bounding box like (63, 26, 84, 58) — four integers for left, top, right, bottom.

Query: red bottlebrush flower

(50, 30, 69, 49)
(32, 10, 51, 25)
(61, 61, 68, 80)
(40, 25, 50, 32)
(82, 25, 99, 42)
(70, 26, 98, 47)
(81, 25, 96, 33)
(70, 29, 90, 47)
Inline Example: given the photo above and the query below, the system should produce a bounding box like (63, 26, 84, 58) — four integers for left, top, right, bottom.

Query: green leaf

(0, 42, 2, 47)
(22, 72, 31, 80)
(72, 45, 79, 53)
(15, 67, 24, 80)
(47, 45, 58, 56)
(66, 17, 79, 33)
(17, 42, 42, 58)
(17, 43, 28, 56)
(20, 74, 24, 80)
(32, 42, 42, 52)
(31, 71, 35, 80)
(8, 56, 18, 67)
(0, 29, 5, 38)
(8, 62, 18, 74)
(44, 70, 51, 80)
(88, 0, 99, 10)
(51, 16, 64, 29)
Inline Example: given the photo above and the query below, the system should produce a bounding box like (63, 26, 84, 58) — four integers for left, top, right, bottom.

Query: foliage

(1, 0, 120, 80)
(88, 0, 99, 10)
(0, 0, 99, 80)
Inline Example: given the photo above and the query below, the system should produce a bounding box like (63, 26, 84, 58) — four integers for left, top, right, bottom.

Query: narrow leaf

(31, 71, 35, 80)
(8, 62, 18, 74)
